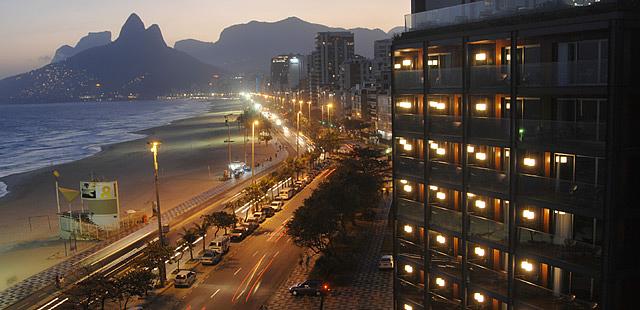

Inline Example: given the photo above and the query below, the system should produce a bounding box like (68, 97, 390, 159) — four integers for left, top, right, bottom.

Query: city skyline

(0, 0, 408, 78)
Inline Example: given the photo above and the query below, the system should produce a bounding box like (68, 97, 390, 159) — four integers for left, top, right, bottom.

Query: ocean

(0, 99, 225, 198)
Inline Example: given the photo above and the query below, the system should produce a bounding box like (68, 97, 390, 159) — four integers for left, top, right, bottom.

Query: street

(147, 168, 332, 310)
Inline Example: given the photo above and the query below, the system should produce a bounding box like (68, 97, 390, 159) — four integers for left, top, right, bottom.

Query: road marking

(273, 250, 280, 258)
(210, 288, 221, 299)
(252, 250, 259, 257)
(234, 267, 242, 276)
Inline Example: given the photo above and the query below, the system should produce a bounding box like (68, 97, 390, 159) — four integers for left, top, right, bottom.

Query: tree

(137, 241, 173, 287)
(178, 227, 197, 260)
(287, 196, 340, 257)
(65, 272, 113, 310)
(243, 183, 265, 219)
(193, 221, 210, 253)
(111, 269, 155, 309)
(207, 211, 238, 237)
(316, 130, 340, 156)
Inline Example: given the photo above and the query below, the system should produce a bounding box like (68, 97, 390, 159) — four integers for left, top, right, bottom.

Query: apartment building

(392, 0, 640, 309)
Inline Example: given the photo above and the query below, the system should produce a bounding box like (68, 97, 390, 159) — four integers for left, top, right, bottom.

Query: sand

(0, 99, 280, 291)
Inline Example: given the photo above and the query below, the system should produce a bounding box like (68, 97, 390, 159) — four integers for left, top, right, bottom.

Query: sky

(0, 0, 409, 79)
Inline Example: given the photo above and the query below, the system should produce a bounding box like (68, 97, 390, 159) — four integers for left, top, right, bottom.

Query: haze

(0, 0, 408, 79)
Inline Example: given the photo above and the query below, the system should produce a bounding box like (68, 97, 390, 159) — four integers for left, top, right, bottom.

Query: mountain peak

(118, 13, 145, 40)
(145, 24, 167, 48)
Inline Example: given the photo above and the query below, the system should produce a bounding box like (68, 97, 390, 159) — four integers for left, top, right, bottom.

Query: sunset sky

(0, 0, 409, 78)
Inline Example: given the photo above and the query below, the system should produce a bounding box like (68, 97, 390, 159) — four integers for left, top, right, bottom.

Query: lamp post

(251, 120, 259, 183)
(321, 105, 325, 124)
(296, 111, 302, 158)
(307, 101, 312, 121)
(327, 103, 333, 127)
(148, 141, 166, 287)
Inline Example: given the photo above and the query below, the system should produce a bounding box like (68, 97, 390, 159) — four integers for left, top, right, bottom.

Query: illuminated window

(403, 144, 413, 151)
(467, 145, 475, 153)
(402, 59, 413, 67)
(474, 200, 486, 209)
(474, 246, 485, 257)
(399, 138, 407, 145)
(475, 103, 487, 111)
(555, 155, 568, 163)
(436, 192, 446, 200)
(436, 235, 446, 244)
(430, 142, 438, 150)
(403, 184, 413, 193)
(400, 179, 408, 184)
(435, 277, 445, 287)
(521, 260, 533, 272)
(475, 152, 487, 161)
(475, 53, 487, 61)
(522, 209, 535, 220)
(404, 305, 413, 310)
(474, 292, 485, 303)
(397, 101, 412, 109)
(523, 157, 536, 167)
(403, 225, 413, 233)
(429, 185, 438, 191)
(394, 63, 402, 69)
(436, 148, 446, 155)
(404, 264, 414, 273)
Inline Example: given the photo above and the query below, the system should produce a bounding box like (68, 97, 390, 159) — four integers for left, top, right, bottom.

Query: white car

(378, 255, 394, 270)
(174, 270, 196, 288)
(270, 200, 284, 212)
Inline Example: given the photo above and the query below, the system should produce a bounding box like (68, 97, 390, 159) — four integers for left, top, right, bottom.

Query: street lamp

(307, 101, 311, 121)
(321, 105, 325, 123)
(148, 141, 166, 287)
(296, 111, 302, 158)
(251, 120, 259, 183)
(327, 103, 334, 127)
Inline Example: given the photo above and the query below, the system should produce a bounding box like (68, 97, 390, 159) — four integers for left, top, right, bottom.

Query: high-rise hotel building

(391, 0, 639, 309)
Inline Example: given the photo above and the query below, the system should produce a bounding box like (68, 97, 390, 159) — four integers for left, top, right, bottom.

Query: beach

(0, 99, 279, 291)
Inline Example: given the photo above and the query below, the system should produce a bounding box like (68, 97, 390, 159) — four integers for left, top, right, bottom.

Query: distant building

(270, 54, 307, 92)
(373, 39, 393, 91)
(339, 55, 374, 92)
(309, 32, 355, 105)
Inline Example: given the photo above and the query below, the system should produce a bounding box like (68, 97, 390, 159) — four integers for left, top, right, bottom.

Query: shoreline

(0, 98, 282, 291)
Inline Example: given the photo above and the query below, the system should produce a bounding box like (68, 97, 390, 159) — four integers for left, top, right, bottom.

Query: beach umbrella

(58, 187, 79, 203)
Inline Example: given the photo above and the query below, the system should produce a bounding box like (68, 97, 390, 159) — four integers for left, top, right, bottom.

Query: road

(147, 168, 332, 310)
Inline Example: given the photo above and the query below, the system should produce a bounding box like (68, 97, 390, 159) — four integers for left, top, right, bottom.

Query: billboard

(80, 182, 117, 200)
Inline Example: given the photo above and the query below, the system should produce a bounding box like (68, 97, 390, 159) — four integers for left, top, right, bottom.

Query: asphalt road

(147, 168, 332, 310)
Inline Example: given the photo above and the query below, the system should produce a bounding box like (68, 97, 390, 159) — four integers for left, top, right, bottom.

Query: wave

(0, 99, 227, 180)
(0, 182, 7, 199)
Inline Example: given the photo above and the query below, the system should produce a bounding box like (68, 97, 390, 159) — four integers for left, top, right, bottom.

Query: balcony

(519, 61, 608, 87)
(396, 156, 425, 180)
(518, 119, 605, 152)
(517, 227, 601, 269)
(429, 294, 461, 310)
(515, 279, 599, 310)
(428, 67, 462, 88)
(467, 166, 509, 195)
(397, 279, 425, 308)
(430, 250, 462, 279)
(468, 117, 510, 142)
(517, 174, 604, 211)
(429, 205, 462, 234)
(428, 115, 462, 137)
(468, 263, 508, 297)
(394, 70, 424, 92)
(429, 160, 462, 186)
(394, 114, 424, 135)
(469, 215, 508, 246)
(404, 0, 604, 32)
(397, 198, 425, 224)
(470, 65, 510, 88)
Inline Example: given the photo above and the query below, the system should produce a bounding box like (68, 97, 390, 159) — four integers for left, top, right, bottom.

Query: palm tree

(193, 221, 210, 253)
(178, 227, 197, 260)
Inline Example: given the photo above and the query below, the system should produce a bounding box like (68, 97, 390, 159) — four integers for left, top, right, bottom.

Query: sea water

(0, 99, 232, 198)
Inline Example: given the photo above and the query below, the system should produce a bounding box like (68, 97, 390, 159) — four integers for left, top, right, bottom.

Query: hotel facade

(392, 0, 640, 309)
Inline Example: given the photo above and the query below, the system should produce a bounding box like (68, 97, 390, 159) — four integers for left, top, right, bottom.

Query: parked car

(289, 280, 330, 296)
(261, 206, 275, 218)
(378, 255, 394, 270)
(241, 222, 259, 233)
(278, 187, 294, 200)
(270, 200, 284, 212)
(229, 226, 250, 242)
(208, 235, 230, 254)
(201, 250, 222, 265)
(174, 270, 196, 288)
(252, 211, 266, 223)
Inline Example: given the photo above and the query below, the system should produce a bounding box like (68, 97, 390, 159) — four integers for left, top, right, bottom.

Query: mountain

(0, 14, 222, 104)
(51, 31, 112, 63)
(174, 17, 400, 74)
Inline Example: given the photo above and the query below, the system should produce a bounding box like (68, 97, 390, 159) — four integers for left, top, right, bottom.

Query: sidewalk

(1, 139, 288, 310)
(265, 197, 393, 310)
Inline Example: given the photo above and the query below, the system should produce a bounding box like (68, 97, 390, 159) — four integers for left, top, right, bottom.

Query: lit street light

(307, 101, 311, 121)
(148, 141, 166, 287)
(327, 103, 333, 127)
(251, 120, 259, 183)
(296, 111, 302, 158)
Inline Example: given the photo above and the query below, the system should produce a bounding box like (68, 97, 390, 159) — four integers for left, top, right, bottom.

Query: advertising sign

(80, 182, 117, 200)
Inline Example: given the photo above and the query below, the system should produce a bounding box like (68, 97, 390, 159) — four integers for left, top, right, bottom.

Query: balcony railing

(428, 67, 462, 88)
(515, 279, 599, 310)
(518, 119, 606, 151)
(517, 227, 601, 269)
(429, 294, 461, 310)
(394, 70, 424, 92)
(397, 279, 425, 308)
(519, 61, 608, 87)
(429, 160, 463, 186)
(397, 198, 425, 225)
(430, 250, 462, 279)
(395, 114, 424, 135)
(468, 117, 510, 142)
(469, 214, 508, 246)
(428, 115, 462, 137)
(405, 0, 604, 32)
(468, 263, 509, 297)
(470, 65, 511, 88)
(396, 156, 425, 180)
(430, 205, 462, 233)
(467, 166, 509, 195)
(517, 174, 604, 211)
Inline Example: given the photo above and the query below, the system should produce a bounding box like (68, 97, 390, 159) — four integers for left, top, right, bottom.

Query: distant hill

(0, 14, 222, 104)
(51, 31, 112, 63)
(175, 17, 401, 74)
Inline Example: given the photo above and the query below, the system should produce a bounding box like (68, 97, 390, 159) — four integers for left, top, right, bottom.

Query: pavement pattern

(265, 197, 393, 310)
(0, 143, 285, 310)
